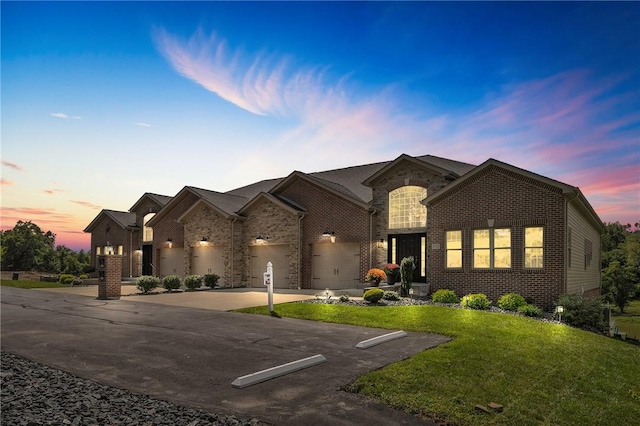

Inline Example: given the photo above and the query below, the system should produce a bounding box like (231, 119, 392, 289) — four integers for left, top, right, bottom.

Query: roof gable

(237, 192, 305, 216)
(84, 210, 137, 233)
(362, 154, 472, 187)
(129, 192, 172, 213)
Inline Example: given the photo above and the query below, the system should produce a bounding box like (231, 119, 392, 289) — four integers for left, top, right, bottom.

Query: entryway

(388, 233, 425, 282)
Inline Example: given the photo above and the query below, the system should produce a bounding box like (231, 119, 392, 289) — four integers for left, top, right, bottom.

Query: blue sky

(2, 2, 639, 250)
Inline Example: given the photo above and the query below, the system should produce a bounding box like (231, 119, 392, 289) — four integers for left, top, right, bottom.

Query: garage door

(312, 243, 361, 289)
(250, 245, 291, 288)
(159, 248, 184, 277)
(192, 246, 225, 277)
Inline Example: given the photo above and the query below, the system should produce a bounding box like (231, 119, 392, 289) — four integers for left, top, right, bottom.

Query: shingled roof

(83, 209, 138, 233)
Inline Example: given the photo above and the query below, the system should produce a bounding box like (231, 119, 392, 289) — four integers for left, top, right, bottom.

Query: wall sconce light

(322, 230, 332, 237)
(322, 230, 336, 243)
(377, 238, 386, 249)
(105, 241, 114, 255)
(487, 219, 495, 228)
(167, 238, 172, 242)
(256, 234, 270, 243)
(201, 237, 208, 242)
(556, 305, 564, 322)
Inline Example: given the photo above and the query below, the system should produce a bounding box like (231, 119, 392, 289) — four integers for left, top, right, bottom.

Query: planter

(386, 275, 398, 285)
(370, 278, 381, 287)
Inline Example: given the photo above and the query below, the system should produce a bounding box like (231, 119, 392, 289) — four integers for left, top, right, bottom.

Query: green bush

(555, 294, 606, 333)
(518, 304, 543, 317)
(432, 289, 460, 304)
(78, 274, 89, 280)
(136, 275, 161, 294)
(461, 293, 491, 310)
(162, 275, 181, 291)
(339, 294, 350, 302)
(497, 293, 527, 311)
(59, 274, 74, 284)
(204, 274, 220, 288)
(71, 278, 83, 286)
(382, 291, 400, 301)
(184, 275, 203, 290)
(363, 288, 384, 304)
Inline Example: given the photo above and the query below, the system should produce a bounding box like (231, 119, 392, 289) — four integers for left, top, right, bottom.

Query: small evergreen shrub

(136, 275, 161, 294)
(432, 289, 459, 304)
(383, 291, 400, 301)
(555, 294, 606, 332)
(162, 275, 181, 291)
(339, 294, 350, 302)
(184, 275, 203, 290)
(461, 293, 491, 310)
(78, 274, 89, 280)
(518, 304, 543, 317)
(497, 293, 527, 311)
(204, 274, 220, 288)
(71, 278, 83, 286)
(59, 274, 74, 284)
(363, 288, 384, 304)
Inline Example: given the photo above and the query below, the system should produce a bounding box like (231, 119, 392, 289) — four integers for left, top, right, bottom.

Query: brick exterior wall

(369, 162, 453, 267)
(427, 165, 566, 310)
(89, 217, 138, 278)
(240, 197, 300, 287)
(97, 255, 122, 299)
(278, 177, 371, 289)
(152, 192, 198, 277)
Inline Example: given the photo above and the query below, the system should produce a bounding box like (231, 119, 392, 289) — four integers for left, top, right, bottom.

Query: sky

(2, 2, 639, 251)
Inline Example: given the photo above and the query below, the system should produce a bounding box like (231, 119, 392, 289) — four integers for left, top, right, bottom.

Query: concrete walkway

(1, 286, 448, 425)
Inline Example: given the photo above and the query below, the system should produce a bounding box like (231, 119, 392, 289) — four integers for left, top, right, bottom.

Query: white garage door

(312, 243, 361, 289)
(250, 245, 291, 288)
(192, 246, 225, 277)
(159, 248, 184, 277)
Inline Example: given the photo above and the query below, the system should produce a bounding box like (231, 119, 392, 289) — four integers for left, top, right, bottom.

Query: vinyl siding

(566, 201, 601, 295)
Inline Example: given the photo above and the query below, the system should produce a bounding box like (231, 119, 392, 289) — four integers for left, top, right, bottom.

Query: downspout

(129, 229, 133, 277)
(230, 216, 238, 288)
(298, 214, 306, 289)
(369, 209, 377, 268)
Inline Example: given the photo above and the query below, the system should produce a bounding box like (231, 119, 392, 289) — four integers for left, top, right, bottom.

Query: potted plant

(383, 263, 400, 284)
(365, 268, 386, 287)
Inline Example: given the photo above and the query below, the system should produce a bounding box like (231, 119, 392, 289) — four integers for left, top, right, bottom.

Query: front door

(389, 233, 425, 282)
(142, 244, 153, 276)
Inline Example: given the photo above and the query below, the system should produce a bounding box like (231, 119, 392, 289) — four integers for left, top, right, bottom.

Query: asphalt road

(1, 286, 449, 425)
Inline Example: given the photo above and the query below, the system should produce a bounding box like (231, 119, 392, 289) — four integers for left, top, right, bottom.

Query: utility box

(97, 255, 122, 299)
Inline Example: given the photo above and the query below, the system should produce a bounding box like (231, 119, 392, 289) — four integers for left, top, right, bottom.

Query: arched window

(388, 186, 427, 229)
(143, 213, 155, 242)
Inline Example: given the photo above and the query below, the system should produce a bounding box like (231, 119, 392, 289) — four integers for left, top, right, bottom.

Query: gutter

(230, 216, 238, 288)
(298, 214, 306, 289)
(369, 209, 377, 268)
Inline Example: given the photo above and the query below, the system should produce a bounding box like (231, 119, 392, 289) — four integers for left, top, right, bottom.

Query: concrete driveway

(35, 285, 321, 311)
(2, 286, 448, 425)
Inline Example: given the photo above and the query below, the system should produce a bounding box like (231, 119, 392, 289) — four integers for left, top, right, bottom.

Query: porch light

(256, 234, 269, 243)
(201, 237, 208, 242)
(322, 230, 332, 237)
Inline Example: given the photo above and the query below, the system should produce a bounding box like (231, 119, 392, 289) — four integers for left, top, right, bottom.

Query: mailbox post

(264, 261, 274, 312)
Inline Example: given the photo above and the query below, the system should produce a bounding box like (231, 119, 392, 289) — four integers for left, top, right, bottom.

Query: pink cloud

(70, 200, 101, 209)
(2, 160, 24, 171)
(1, 178, 13, 186)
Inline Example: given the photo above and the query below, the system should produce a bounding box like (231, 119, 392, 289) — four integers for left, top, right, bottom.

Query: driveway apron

(1, 287, 449, 425)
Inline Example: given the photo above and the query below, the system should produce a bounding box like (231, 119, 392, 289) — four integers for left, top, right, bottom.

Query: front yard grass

(237, 303, 640, 425)
(613, 299, 640, 339)
(0, 279, 66, 289)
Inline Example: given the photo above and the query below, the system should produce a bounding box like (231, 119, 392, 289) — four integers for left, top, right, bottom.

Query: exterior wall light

(105, 242, 114, 255)
(322, 230, 332, 237)
(256, 234, 270, 243)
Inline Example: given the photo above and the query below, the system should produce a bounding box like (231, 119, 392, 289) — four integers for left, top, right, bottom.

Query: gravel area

(1, 352, 261, 426)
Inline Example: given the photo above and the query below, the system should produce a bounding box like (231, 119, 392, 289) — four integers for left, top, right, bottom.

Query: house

(85, 154, 603, 309)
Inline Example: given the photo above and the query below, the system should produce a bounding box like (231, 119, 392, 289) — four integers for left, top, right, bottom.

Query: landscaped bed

(236, 301, 640, 425)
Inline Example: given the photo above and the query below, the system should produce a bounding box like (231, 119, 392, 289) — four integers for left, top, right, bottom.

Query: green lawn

(613, 299, 640, 339)
(0, 279, 66, 289)
(237, 303, 640, 425)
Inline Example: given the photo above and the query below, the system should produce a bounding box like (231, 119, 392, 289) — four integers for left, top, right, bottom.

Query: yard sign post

(264, 262, 274, 312)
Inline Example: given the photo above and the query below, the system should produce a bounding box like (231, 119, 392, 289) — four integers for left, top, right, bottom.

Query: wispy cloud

(51, 112, 82, 119)
(2, 160, 25, 171)
(43, 188, 66, 195)
(1, 178, 13, 186)
(156, 28, 639, 224)
(70, 200, 101, 209)
(135, 122, 151, 127)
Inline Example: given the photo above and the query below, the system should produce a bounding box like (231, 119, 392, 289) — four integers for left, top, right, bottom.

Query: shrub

(555, 294, 606, 333)
(78, 274, 89, 280)
(383, 291, 400, 301)
(82, 265, 96, 274)
(136, 275, 161, 294)
(497, 293, 527, 311)
(71, 278, 83, 286)
(162, 275, 181, 291)
(204, 274, 220, 288)
(184, 275, 203, 290)
(400, 256, 415, 297)
(461, 293, 491, 310)
(518, 304, 543, 317)
(432, 289, 460, 304)
(59, 274, 74, 284)
(339, 294, 350, 302)
(363, 288, 384, 304)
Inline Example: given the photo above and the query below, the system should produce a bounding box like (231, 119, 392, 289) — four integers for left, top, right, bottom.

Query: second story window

(388, 186, 427, 229)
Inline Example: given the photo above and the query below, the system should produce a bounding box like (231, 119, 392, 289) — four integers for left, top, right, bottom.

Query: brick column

(97, 255, 122, 299)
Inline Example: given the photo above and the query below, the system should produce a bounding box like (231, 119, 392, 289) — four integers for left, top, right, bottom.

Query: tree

(400, 256, 415, 298)
(0, 221, 56, 271)
(602, 261, 636, 313)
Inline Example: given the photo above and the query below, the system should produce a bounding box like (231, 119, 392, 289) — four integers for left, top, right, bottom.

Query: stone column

(97, 255, 122, 299)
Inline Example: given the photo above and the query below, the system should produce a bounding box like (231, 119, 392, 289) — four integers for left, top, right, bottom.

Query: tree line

(0, 221, 91, 276)
(601, 222, 640, 313)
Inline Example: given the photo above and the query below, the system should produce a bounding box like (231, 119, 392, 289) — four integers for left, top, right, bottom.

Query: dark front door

(390, 233, 424, 282)
(142, 244, 153, 276)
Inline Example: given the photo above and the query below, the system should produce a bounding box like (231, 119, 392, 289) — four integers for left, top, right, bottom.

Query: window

(524, 227, 544, 268)
(117, 245, 124, 256)
(389, 186, 427, 229)
(95, 246, 101, 256)
(421, 236, 426, 276)
(143, 213, 155, 242)
(473, 228, 511, 269)
(446, 230, 462, 268)
(391, 237, 397, 264)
